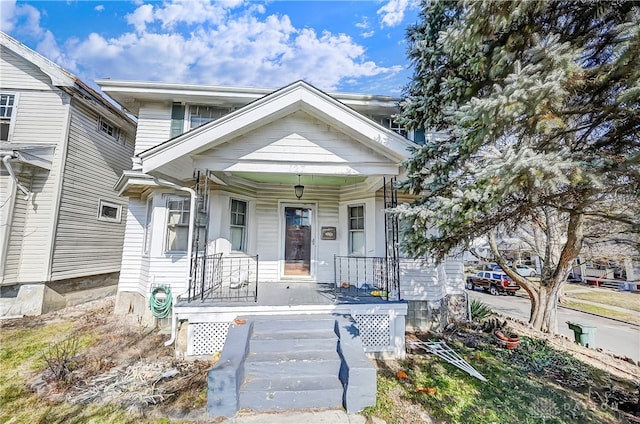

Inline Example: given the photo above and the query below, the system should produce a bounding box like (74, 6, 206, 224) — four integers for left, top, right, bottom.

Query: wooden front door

(283, 206, 312, 276)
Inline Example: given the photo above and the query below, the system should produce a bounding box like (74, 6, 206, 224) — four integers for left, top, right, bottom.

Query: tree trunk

(528, 284, 560, 333)
(488, 211, 584, 334)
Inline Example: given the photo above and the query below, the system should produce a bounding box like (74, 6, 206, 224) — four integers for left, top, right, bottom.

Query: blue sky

(1, 0, 421, 96)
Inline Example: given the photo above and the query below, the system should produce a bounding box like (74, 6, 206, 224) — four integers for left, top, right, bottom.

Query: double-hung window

(348, 205, 365, 255)
(166, 196, 190, 253)
(1, 94, 15, 141)
(230, 199, 247, 252)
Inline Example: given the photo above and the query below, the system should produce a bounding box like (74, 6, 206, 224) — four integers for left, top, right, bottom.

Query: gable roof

(0, 31, 133, 126)
(138, 81, 415, 178)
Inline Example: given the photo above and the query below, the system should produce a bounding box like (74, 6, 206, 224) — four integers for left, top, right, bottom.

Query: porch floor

(177, 281, 393, 308)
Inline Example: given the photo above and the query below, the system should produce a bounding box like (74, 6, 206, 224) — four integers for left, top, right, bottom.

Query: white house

(99, 79, 466, 360)
(0, 32, 136, 316)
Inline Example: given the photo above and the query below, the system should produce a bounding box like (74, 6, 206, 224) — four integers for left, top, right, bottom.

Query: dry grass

(566, 289, 640, 313)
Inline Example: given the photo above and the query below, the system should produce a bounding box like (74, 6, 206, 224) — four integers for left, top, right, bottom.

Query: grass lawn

(565, 289, 640, 313)
(562, 300, 640, 326)
(364, 333, 638, 424)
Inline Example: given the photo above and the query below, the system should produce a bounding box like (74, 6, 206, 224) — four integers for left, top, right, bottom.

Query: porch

(174, 254, 407, 359)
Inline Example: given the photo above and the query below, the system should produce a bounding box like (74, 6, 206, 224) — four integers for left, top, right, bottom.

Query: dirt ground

(1, 296, 213, 422)
(2, 296, 639, 423)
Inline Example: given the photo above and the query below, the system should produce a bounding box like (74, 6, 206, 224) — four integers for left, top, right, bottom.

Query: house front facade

(100, 79, 466, 358)
(0, 32, 136, 316)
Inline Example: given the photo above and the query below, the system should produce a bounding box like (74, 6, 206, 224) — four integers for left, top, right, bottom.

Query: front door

(283, 206, 313, 276)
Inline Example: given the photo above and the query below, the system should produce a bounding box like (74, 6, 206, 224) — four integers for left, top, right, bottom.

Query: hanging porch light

(294, 174, 304, 199)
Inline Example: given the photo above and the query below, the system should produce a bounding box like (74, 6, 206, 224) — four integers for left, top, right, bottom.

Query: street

(467, 289, 640, 363)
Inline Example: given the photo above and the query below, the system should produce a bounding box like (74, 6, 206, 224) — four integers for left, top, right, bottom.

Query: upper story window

(1, 94, 16, 141)
(348, 205, 365, 255)
(98, 117, 126, 145)
(188, 105, 233, 130)
(230, 199, 247, 252)
(368, 114, 407, 137)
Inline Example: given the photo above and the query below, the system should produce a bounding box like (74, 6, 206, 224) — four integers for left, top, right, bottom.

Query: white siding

(17, 169, 54, 281)
(1, 173, 28, 284)
(0, 46, 51, 90)
(207, 185, 356, 283)
(50, 101, 135, 280)
(443, 256, 465, 294)
(9, 92, 67, 145)
(1, 49, 69, 283)
(134, 102, 172, 155)
(203, 111, 391, 166)
(0, 173, 12, 282)
(117, 198, 147, 294)
(400, 260, 443, 301)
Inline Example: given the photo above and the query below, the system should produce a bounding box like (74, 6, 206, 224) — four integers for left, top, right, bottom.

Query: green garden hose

(149, 285, 173, 319)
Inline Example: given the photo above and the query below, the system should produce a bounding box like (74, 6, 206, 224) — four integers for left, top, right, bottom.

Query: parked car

(466, 271, 520, 296)
(514, 264, 537, 277)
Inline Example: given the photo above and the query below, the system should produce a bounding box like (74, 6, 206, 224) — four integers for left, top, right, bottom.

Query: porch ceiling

(231, 172, 367, 186)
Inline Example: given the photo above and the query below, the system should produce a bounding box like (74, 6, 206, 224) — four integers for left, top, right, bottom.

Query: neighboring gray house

(0, 32, 136, 316)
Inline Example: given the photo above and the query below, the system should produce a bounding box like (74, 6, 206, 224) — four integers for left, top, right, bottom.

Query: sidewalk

(220, 410, 387, 424)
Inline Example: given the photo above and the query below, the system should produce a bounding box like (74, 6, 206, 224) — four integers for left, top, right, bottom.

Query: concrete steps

(207, 314, 376, 418)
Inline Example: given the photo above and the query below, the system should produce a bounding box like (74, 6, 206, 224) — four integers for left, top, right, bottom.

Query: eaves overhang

(136, 81, 415, 176)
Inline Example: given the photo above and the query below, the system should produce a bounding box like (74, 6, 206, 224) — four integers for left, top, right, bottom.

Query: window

(348, 205, 365, 255)
(143, 197, 153, 255)
(230, 199, 247, 252)
(188, 105, 232, 130)
(166, 196, 190, 253)
(97, 200, 122, 223)
(170, 103, 185, 138)
(98, 117, 125, 144)
(1, 94, 15, 141)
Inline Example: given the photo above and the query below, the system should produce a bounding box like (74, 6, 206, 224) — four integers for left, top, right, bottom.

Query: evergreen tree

(397, 0, 640, 333)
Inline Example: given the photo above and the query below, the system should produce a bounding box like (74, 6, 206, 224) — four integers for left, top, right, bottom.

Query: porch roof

(137, 81, 416, 181)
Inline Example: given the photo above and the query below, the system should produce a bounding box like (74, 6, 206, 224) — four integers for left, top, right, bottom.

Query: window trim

(97, 116, 125, 145)
(143, 197, 153, 255)
(0, 92, 17, 142)
(229, 198, 248, 252)
(97, 199, 122, 223)
(164, 195, 190, 254)
(347, 204, 365, 256)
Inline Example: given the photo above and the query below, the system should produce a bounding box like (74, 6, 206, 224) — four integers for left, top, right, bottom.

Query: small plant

(40, 335, 80, 385)
(470, 299, 493, 322)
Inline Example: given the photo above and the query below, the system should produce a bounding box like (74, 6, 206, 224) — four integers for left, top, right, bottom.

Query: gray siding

(50, 101, 135, 280)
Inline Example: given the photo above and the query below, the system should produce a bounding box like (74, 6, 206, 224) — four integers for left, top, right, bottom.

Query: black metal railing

(334, 255, 399, 300)
(188, 253, 258, 302)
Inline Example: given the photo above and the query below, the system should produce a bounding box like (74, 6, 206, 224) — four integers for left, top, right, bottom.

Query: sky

(1, 0, 421, 96)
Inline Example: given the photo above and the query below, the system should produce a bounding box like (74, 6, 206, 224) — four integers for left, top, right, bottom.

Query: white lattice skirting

(179, 303, 407, 359)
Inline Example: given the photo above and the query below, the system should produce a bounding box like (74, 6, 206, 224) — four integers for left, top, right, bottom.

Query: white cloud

(361, 30, 375, 39)
(65, 2, 401, 91)
(4, 0, 405, 93)
(377, 0, 410, 28)
(0, 0, 45, 37)
(95, 5, 105, 12)
(355, 16, 369, 30)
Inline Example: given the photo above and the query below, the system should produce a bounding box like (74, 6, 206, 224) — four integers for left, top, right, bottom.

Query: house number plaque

(321, 227, 336, 240)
